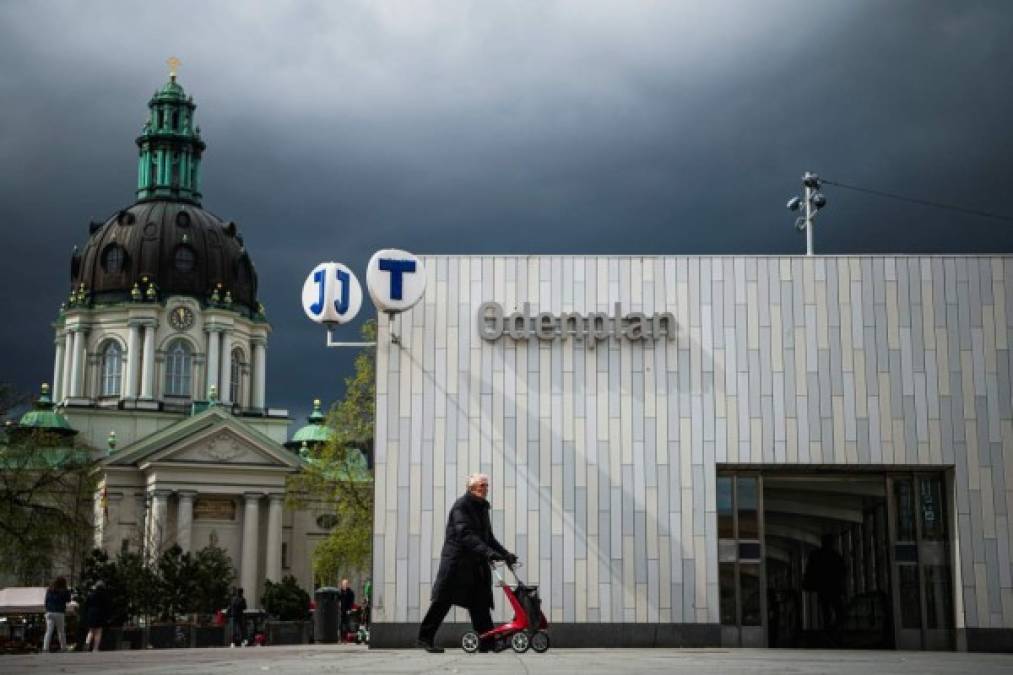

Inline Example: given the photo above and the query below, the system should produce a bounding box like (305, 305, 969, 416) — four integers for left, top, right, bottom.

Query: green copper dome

(285, 399, 335, 450)
(17, 383, 76, 437)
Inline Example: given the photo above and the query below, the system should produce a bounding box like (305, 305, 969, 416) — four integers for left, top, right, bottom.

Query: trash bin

(314, 587, 340, 644)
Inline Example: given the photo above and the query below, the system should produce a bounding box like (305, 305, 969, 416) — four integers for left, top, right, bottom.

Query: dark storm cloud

(2, 1, 1013, 424)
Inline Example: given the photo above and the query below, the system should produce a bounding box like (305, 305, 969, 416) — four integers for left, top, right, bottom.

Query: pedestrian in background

(338, 579, 356, 640)
(83, 581, 109, 652)
(228, 587, 248, 647)
(43, 576, 71, 652)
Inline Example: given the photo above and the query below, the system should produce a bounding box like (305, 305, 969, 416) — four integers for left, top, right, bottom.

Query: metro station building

(371, 254, 1013, 651)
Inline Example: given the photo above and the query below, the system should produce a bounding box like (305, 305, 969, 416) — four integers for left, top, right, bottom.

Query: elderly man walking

(416, 473, 517, 653)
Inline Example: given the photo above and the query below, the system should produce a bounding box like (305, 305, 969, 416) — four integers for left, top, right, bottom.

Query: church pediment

(155, 428, 282, 466)
(104, 406, 302, 471)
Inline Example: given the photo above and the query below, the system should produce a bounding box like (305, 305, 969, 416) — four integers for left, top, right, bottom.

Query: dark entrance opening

(719, 469, 955, 650)
(764, 475, 892, 648)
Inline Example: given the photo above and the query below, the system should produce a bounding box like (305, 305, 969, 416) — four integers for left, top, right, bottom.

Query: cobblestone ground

(3, 645, 1012, 675)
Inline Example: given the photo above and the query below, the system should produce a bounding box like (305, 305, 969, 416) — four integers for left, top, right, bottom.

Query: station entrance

(718, 469, 955, 650)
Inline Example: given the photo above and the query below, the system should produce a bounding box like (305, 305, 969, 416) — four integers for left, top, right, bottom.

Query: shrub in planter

(261, 576, 311, 621)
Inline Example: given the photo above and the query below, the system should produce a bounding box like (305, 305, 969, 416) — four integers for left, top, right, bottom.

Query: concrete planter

(194, 625, 226, 647)
(265, 620, 312, 645)
(119, 627, 144, 650)
(147, 623, 193, 648)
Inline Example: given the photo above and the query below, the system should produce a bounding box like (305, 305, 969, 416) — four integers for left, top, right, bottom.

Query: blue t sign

(377, 258, 417, 301)
(366, 249, 426, 313)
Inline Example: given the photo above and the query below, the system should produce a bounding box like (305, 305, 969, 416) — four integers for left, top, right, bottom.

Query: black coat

(432, 492, 509, 609)
(338, 588, 355, 612)
(85, 587, 109, 628)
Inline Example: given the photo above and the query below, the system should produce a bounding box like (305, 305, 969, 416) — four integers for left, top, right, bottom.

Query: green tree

(287, 321, 374, 586)
(79, 548, 131, 626)
(192, 544, 236, 618)
(115, 549, 160, 624)
(156, 544, 198, 620)
(0, 424, 96, 586)
(261, 575, 311, 621)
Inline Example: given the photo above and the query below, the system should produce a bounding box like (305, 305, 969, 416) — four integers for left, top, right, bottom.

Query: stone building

(42, 70, 341, 605)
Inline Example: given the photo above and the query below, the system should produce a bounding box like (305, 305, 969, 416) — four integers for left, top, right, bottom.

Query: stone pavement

(3, 645, 1012, 675)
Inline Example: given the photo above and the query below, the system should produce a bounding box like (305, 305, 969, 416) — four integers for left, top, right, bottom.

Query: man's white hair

(467, 472, 490, 489)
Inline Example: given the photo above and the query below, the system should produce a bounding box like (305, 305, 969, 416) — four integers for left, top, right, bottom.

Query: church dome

(285, 398, 334, 450)
(17, 384, 76, 437)
(71, 200, 259, 315)
(66, 72, 261, 318)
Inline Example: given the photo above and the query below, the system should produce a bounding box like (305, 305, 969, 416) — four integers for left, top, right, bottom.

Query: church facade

(43, 71, 338, 605)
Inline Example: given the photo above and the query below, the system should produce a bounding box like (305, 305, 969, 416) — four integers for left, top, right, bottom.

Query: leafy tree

(79, 548, 130, 626)
(156, 544, 198, 620)
(115, 549, 160, 624)
(0, 426, 97, 586)
(192, 544, 236, 618)
(261, 575, 311, 621)
(287, 321, 374, 586)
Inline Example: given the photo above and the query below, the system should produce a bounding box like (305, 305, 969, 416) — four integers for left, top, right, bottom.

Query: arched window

(165, 340, 192, 397)
(174, 246, 195, 272)
(229, 349, 242, 404)
(102, 245, 124, 274)
(101, 342, 122, 396)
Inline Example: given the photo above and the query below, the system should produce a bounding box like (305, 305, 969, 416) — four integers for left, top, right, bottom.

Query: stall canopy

(0, 587, 46, 614)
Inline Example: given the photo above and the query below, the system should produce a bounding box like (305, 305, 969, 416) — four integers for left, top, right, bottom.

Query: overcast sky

(2, 1, 1012, 427)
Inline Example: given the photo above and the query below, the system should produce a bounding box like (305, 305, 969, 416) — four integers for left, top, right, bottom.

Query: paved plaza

(3, 645, 1012, 675)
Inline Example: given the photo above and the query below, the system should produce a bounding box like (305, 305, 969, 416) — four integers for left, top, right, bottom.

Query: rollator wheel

(510, 631, 530, 653)
(530, 630, 549, 653)
(461, 631, 480, 653)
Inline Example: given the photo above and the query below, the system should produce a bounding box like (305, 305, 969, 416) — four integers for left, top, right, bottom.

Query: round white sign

(301, 261, 363, 325)
(366, 249, 426, 313)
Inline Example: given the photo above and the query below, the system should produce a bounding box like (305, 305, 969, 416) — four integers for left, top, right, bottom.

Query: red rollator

(461, 561, 549, 654)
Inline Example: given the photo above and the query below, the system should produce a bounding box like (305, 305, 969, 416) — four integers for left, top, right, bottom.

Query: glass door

(886, 473, 955, 650)
(718, 473, 766, 647)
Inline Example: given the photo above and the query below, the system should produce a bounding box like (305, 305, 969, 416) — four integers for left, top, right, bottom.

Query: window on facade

(174, 246, 195, 273)
(230, 349, 242, 404)
(171, 110, 179, 130)
(165, 340, 192, 397)
(101, 342, 122, 396)
(103, 245, 125, 274)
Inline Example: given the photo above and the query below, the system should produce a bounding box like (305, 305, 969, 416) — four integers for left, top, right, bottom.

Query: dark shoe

(416, 639, 444, 653)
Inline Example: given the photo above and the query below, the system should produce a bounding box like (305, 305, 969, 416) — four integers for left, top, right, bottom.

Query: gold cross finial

(167, 56, 181, 79)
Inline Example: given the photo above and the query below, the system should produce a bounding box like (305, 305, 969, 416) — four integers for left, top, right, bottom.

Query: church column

(240, 493, 261, 605)
(220, 331, 233, 405)
(206, 328, 221, 399)
(140, 321, 156, 399)
(146, 489, 170, 563)
(61, 331, 74, 400)
(52, 336, 65, 403)
(135, 492, 148, 553)
(69, 327, 87, 397)
(176, 490, 196, 553)
(252, 338, 266, 410)
(125, 322, 142, 398)
(265, 494, 284, 582)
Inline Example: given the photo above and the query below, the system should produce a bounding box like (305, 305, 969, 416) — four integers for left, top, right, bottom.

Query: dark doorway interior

(764, 476, 893, 649)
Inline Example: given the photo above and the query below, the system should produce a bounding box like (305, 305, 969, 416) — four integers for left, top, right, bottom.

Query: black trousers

(418, 598, 493, 644)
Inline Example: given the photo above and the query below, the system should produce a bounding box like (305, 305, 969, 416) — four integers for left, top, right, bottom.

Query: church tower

(53, 64, 279, 426)
(37, 65, 336, 607)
